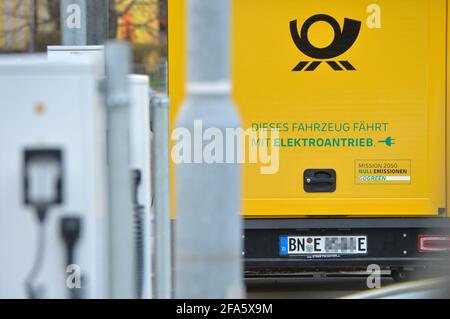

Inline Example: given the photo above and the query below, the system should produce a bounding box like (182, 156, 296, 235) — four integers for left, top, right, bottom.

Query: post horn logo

(290, 14, 361, 72)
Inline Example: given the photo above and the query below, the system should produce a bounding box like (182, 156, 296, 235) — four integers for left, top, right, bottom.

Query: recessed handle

(304, 169, 337, 193)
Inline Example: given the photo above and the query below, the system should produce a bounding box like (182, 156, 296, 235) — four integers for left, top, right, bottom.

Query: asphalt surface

(246, 276, 396, 299)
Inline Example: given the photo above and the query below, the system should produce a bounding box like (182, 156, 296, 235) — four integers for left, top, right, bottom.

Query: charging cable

(60, 217, 83, 299)
(23, 150, 63, 299)
(132, 169, 145, 299)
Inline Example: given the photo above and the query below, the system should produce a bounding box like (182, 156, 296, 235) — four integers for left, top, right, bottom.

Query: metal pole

(86, 0, 109, 45)
(104, 41, 135, 299)
(60, 0, 87, 45)
(28, 0, 35, 52)
(151, 95, 172, 299)
(174, 0, 244, 298)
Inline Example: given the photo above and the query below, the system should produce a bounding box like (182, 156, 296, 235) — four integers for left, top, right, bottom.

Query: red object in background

(418, 235, 450, 252)
(119, 11, 137, 43)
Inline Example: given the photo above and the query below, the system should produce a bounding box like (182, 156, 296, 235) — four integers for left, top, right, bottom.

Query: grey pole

(60, 0, 87, 45)
(104, 42, 135, 299)
(174, 0, 244, 298)
(151, 95, 172, 299)
(86, 0, 109, 45)
(28, 0, 35, 52)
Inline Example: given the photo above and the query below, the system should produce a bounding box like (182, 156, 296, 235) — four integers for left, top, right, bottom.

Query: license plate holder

(279, 235, 368, 257)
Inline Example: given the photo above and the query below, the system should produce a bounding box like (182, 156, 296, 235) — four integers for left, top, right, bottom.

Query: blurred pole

(175, 0, 244, 298)
(60, 0, 87, 45)
(151, 95, 172, 299)
(164, 60, 168, 94)
(86, 0, 109, 45)
(104, 42, 135, 299)
(28, 0, 35, 52)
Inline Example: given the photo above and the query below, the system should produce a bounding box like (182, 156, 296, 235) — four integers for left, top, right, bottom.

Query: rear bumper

(244, 218, 450, 272)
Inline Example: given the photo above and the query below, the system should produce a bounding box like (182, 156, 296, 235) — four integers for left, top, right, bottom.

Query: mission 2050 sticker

(355, 160, 411, 185)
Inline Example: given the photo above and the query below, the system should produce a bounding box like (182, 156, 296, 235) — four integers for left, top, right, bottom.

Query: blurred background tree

(0, 0, 168, 90)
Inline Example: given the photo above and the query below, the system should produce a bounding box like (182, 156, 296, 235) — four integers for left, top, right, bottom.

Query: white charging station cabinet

(128, 74, 152, 299)
(48, 46, 105, 76)
(0, 56, 109, 299)
(47, 46, 153, 299)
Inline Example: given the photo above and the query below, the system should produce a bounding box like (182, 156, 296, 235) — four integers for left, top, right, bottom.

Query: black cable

(132, 169, 145, 299)
(22, 150, 63, 299)
(134, 203, 145, 299)
(60, 217, 83, 299)
(24, 207, 47, 299)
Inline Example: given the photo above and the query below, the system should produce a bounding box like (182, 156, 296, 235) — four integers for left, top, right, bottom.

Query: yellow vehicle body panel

(169, 0, 448, 218)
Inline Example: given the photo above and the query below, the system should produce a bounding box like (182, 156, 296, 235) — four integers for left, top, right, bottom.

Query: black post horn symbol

(290, 14, 361, 71)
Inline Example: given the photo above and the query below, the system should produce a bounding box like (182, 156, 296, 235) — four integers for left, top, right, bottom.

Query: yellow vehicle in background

(169, 0, 450, 279)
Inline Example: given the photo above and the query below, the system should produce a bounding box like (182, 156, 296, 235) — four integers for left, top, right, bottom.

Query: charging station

(48, 46, 105, 76)
(0, 56, 109, 299)
(128, 75, 152, 299)
(46, 46, 153, 298)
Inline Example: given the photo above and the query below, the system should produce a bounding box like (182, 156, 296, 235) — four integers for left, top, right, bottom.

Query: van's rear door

(168, 0, 447, 217)
(233, 0, 446, 217)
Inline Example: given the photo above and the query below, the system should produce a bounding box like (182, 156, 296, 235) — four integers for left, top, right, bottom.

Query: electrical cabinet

(0, 57, 108, 298)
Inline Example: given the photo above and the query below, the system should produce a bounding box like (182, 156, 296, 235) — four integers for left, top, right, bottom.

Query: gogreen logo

(290, 14, 361, 71)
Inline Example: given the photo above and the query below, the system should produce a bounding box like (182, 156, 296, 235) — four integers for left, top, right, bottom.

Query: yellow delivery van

(169, 0, 450, 279)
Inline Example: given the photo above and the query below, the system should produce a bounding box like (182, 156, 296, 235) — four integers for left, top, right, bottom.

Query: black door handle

(304, 169, 337, 193)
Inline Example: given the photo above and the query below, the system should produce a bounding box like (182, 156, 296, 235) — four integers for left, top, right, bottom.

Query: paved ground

(246, 276, 395, 299)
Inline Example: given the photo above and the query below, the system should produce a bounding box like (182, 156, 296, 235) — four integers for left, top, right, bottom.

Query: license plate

(280, 235, 368, 256)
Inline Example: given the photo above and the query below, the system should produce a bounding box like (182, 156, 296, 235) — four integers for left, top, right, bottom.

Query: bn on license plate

(280, 235, 368, 256)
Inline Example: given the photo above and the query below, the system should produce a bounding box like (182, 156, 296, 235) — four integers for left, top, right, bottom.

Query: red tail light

(418, 235, 450, 252)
